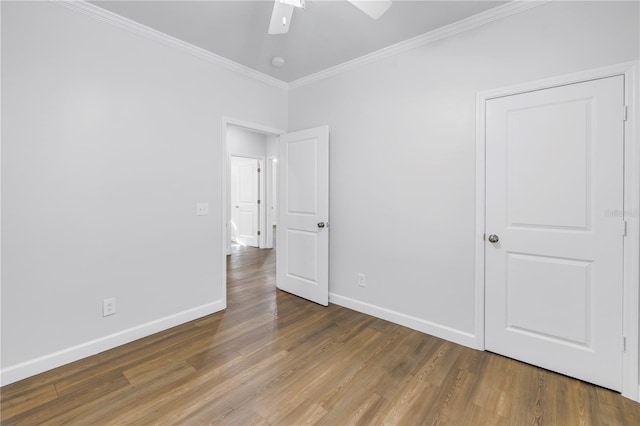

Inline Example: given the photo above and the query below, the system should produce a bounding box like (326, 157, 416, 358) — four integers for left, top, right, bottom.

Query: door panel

(287, 139, 318, 214)
(485, 76, 624, 391)
(232, 158, 259, 247)
(278, 126, 329, 306)
(506, 253, 591, 346)
(286, 229, 318, 282)
(507, 99, 590, 229)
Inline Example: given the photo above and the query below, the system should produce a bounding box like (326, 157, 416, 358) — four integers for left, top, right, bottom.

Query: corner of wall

(328, 292, 477, 349)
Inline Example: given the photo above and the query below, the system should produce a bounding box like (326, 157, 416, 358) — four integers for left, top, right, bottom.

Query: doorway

(222, 120, 283, 309)
(225, 123, 280, 253)
(221, 119, 331, 310)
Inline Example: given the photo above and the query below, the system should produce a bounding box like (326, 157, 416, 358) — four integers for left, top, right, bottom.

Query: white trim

(222, 118, 284, 138)
(288, 0, 551, 89)
(223, 120, 232, 258)
(54, 0, 550, 92)
(0, 0, 4, 383)
(474, 91, 487, 352)
(329, 293, 477, 349)
(475, 61, 640, 402)
(54, 0, 288, 90)
(265, 156, 279, 249)
(258, 158, 266, 248)
(475, 61, 640, 101)
(622, 62, 640, 402)
(0, 300, 224, 386)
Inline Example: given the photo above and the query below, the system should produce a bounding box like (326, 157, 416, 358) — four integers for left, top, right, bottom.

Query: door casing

(266, 156, 278, 249)
(475, 61, 640, 401)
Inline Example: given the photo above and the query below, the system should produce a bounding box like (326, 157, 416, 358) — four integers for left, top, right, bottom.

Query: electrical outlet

(196, 202, 209, 216)
(103, 298, 116, 317)
(358, 273, 366, 287)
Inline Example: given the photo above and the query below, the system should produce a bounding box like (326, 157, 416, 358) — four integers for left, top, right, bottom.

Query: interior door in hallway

(277, 126, 329, 306)
(232, 157, 260, 247)
(484, 76, 625, 391)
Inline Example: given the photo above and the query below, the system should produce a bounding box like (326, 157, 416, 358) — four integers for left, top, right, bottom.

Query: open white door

(231, 157, 260, 247)
(277, 126, 329, 306)
(485, 76, 625, 391)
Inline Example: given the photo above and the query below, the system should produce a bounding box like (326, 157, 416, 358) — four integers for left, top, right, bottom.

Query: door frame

(474, 61, 639, 401)
(221, 117, 284, 307)
(229, 155, 264, 247)
(265, 156, 278, 249)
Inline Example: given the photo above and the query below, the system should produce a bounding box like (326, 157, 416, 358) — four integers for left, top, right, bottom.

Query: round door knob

(317, 222, 325, 229)
(488, 234, 499, 243)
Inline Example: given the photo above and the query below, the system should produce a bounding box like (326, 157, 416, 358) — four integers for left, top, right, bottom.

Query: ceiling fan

(268, 0, 392, 35)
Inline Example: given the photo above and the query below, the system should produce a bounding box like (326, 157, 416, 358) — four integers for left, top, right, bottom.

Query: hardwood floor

(2, 244, 640, 425)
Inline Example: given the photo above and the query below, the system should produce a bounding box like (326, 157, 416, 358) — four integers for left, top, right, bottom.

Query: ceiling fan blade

(348, 0, 392, 19)
(268, 0, 294, 35)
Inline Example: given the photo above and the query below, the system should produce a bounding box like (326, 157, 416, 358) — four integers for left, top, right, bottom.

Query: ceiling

(90, 0, 506, 83)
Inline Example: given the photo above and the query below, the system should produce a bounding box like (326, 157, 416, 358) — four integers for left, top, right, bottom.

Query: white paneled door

(232, 157, 260, 247)
(277, 126, 329, 306)
(485, 76, 625, 391)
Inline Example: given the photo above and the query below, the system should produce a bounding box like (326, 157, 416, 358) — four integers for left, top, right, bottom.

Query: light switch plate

(196, 203, 209, 216)
(358, 273, 366, 287)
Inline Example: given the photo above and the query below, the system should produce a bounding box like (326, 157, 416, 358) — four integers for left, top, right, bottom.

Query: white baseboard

(0, 300, 225, 386)
(329, 293, 477, 349)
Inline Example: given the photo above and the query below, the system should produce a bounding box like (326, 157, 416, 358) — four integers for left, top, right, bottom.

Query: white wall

(227, 125, 268, 158)
(266, 135, 279, 158)
(1, 1, 287, 382)
(288, 1, 639, 343)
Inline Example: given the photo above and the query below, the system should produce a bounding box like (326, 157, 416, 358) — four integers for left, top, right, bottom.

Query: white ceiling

(90, 0, 506, 82)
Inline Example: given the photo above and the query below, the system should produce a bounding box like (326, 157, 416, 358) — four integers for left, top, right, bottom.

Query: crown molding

(54, 0, 289, 90)
(288, 0, 552, 90)
(54, 0, 552, 92)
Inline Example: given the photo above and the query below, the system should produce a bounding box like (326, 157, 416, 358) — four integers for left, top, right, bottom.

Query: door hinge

(623, 106, 628, 122)
(622, 220, 627, 237)
(257, 230, 261, 236)
(623, 336, 627, 352)
(257, 199, 261, 205)
(257, 168, 261, 173)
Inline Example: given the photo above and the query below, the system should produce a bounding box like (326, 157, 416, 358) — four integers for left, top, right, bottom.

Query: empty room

(2, 0, 640, 424)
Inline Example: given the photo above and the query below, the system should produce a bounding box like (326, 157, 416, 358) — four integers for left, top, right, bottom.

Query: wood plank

(2, 244, 639, 425)
(0, 384, 58, 421)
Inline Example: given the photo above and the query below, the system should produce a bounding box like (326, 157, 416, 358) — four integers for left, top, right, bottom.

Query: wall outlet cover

(103, 297, 117, 317)
(358, 273, 366, 287)
(196, 202, 209, 216)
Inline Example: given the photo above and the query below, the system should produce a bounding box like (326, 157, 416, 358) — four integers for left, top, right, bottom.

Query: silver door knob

(488, 234, 499, 243)
(317, 222, 325, 229)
